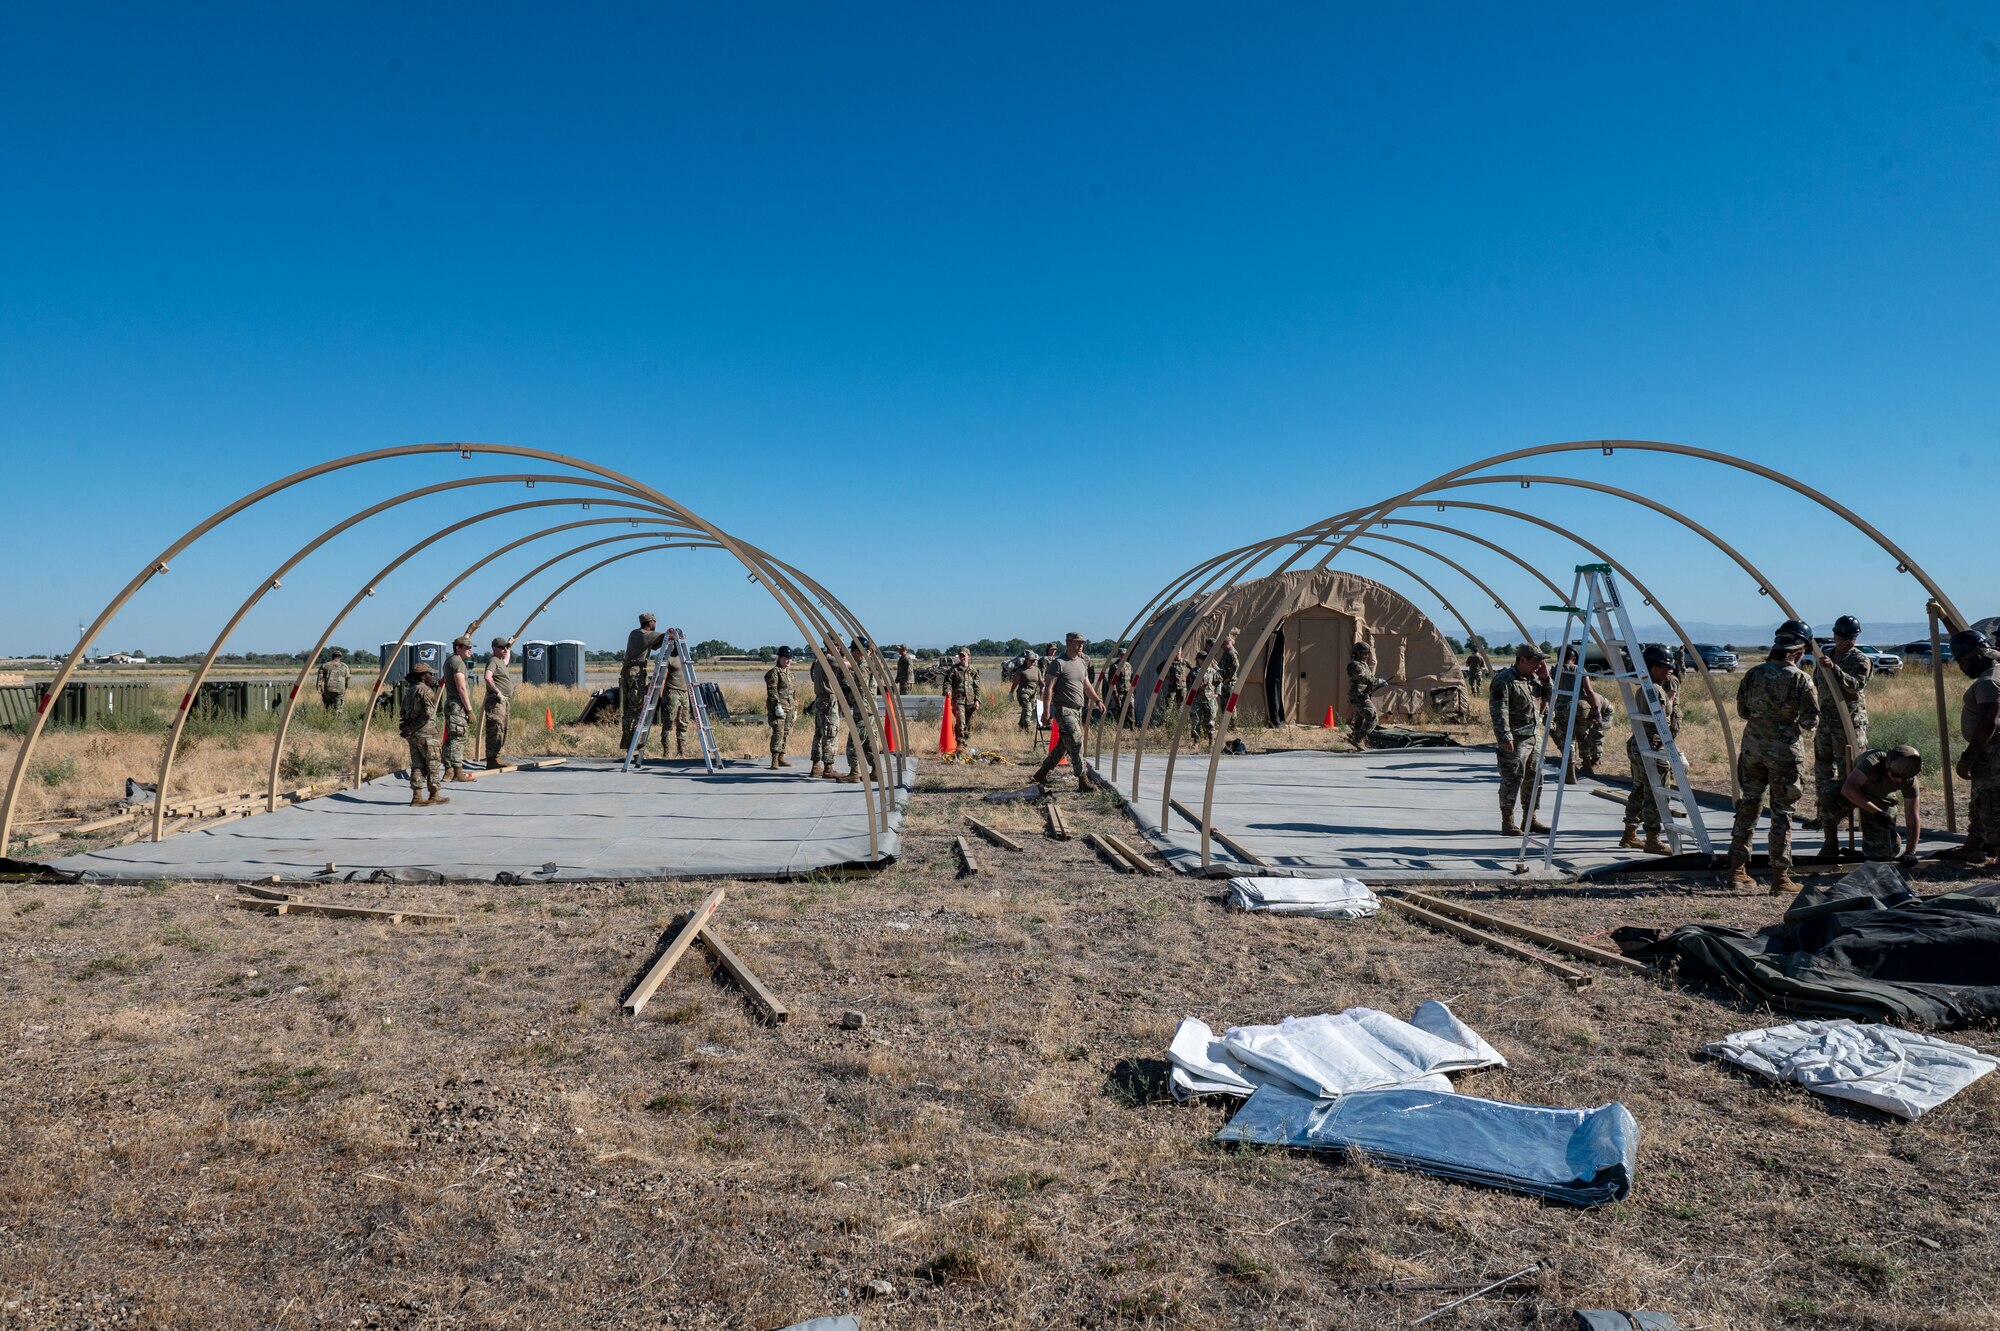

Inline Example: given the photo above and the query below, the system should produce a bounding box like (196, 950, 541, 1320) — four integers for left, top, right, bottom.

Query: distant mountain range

(1466, 622, 1954, 649)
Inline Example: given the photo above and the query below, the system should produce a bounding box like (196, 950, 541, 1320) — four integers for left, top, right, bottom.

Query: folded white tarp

(1702, 1020, 1999, 1120)
(1168, 1001, 1503, 1101)
(1226, 875, 1379, 918)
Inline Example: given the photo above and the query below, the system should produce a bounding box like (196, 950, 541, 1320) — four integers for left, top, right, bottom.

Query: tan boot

(1768, 872, 1799, 895)
(426, 789, 450, 807)
(836, 768, 861, 784)
(1642, 832, 1670, 856)
(1501, 819, 1522, 837)
(1618, 826, 1643, 850)
(808, 762, 824, 779)
(409, 789, 424, 807)
(1529, 819, 1550, 834)
(453, 771, 474, 783)
(1724, 862, 1753, 890)
(775, 756, 791, 768)
(1563, 767, 1578, 784)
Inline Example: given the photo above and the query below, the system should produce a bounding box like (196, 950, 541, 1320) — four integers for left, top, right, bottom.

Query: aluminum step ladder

(622, 628, 721, 773)
(621, 630, 674, 772)
(1518, 564, 1713, 873)
(672, 629, 721, 773)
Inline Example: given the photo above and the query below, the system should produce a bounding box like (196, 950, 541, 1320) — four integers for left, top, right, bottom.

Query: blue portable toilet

(522, 640, 552, 685)
(551, 640, 586, 686)
(411, 641, 447, 677)
(378, 641, 411, 686)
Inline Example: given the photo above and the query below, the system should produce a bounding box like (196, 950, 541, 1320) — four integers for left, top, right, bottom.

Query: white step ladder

(622, 628, 720, 773)
(1519, 564, 1712, 873)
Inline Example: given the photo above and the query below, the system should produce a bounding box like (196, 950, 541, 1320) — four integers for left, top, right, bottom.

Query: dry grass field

(3, 668, 1997, 1329)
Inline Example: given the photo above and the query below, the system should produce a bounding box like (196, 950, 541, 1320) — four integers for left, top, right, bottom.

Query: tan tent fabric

(1129, 569, 1465, 726)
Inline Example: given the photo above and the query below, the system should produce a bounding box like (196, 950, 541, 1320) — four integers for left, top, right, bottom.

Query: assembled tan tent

(1128, 569, 1464, 726)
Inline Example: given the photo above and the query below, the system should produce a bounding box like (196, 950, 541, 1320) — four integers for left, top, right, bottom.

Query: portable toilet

(522, 640, 552, 686)
(378, 641, 411, 686)
(411, 641, 447, 678)
(551, 640, 586, 686)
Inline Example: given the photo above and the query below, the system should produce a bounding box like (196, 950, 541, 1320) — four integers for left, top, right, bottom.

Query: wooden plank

(1392, 889, 1651, 974)
(953, 835, 980, 875)
(1380, 896, 1592, 989)
(1102, 833, 1164, 876)
(697, 926, 788, 1024)
(515, 758, 567, 770)
(231, 895, 457, 925)
(1166, 798, 1268, 867)
(625, 887, 727, 1016)
(22, 809, 141, 846)
(1043, 802, 1071, 841)
(1084, 832, 1133, 873)
(966, 816, 1025, 852)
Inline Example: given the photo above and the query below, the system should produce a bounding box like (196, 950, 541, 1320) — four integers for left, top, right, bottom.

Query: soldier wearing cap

(620, 613, 665, 751)
(317, 648, 350, 715)
(1491, 643, 1551, 835)
(1013, 647, 1043, 732)
(809, 639, 843, 779)
(1725, 627, 1820, 893)
(1347, 641, 1388, 751)
(482, 637, 514, 769)
(1840, 745, 1924, 861)
(1554, 645, 1608, 782)
(1619, 645, 1681, 855)
(1814, 615, 1873, 858)
(439, 635, 476, 782)
(1465, 642, 1491, 696)
(945, 647, 980, 756)
(1104, 647, 1135, 728)
(1034, 631, 1101, 791)
(765, 646, 795, 770)
(1950, 628, 2000, 866)
(397, 659, 447, 807)
(893, 645, 914, 697)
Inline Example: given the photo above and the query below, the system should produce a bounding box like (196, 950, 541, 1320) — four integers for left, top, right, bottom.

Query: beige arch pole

(262, 492, 683, 811)
(1350, 533, 1533, 644)
(1339, 549, 1484, 647)
(464, 532, 710, 637)
(155, 484, 693, 837)
(9, 440, 892, 856)
(507, 544, 708, 640)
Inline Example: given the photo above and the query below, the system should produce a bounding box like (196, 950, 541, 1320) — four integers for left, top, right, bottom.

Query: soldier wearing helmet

(1346, 640, 1388, 751)
(1812, 614, 1873, 858)
(1951, 628, 2000, 866)
(1618, 645, 1682, 856)
(619, 613, 666, 751)
(1839, 744, 1924, 862)
(482, 636, 515, 769)
(1724, 626, 1820, 893)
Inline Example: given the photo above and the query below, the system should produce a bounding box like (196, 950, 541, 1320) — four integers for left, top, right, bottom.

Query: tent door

(1292, 609, 1355, 725)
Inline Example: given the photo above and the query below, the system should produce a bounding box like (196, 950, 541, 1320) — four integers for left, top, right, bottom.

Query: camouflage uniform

(659, 656, 692, 757)
(1159, 657, 1190, 728)
(1106, 654, 1135, 726)
(1554, 667, 1606, 773)
(482, 651, 513, 766)
(1490, 664, 1548, 828)
(1623, 675, 1681, 833)
(1033, 653, 1095, 790)
(317, 656, 350, 714)
(619, 624, 665, 750)
(810, 655, 841, 770)
(1189, 660, 1219, 743)
(1960, 659, 2000, 850)
(1845, 749, 1914, 861)
(1013, 657, 1043, 731)
(1217, 642, 1240, 732)
(398, 672, 443, 800)
(1728, 657, 1819, 880)
(1347, 656, 1383, 748)
(1813, 644, 1872, 833)
(766, 659, 795, 761)
(894, 652, 914, 697)
(440, 651, 473, 778)
(946, 658, 979, 751)
(1465, 650, 1490, 696)
(841, 661, 878, 779)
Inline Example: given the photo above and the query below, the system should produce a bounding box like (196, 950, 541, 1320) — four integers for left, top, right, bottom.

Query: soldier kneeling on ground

(1836, 745, 1923, 863)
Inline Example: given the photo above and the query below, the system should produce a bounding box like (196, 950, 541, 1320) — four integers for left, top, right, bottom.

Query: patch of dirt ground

(3, 730, 1998, 1330)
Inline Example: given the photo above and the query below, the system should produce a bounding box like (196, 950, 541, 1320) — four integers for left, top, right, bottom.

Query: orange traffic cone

(1322, 704, 1335, 729)
(546, 706, 556, 731)
(1047, 714, 1066, 765)
(883, 697, 899, 752)
(939, 699, 957, 755)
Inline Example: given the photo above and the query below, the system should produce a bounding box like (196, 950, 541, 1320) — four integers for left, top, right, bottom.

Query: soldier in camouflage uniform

(1033, 632, 1102, 792)
(809, 643, 842, 778)
(1839, 745, 1923, 861)
(1159, 650, 1190, 729)
(946, 648, 979, 754)
(1950, 629, 2000, 867)
(1813, 615, 1873, 858)
(317, 648, 350, 714)
(1725, 629, 1819, 893)
(482, 637, 514, 769)
(1013, 650, 1043, 731)
(658, 640, 693, 758)
(1188, 649, 1219, 743)
(1465, 644, 1490, 697)
(440, 636, 476, 782)
(619, 613, 665, 751)
(1554, 646, 1607, 781)
(838, 640, 877, 783)
(1347, 642, 1387, 750)
(1490, 643, 1551, 835)
(1618, 645, 1680, 854)
(1217, 635, 1241, 734)
(398, 659, 447, 807)
(1105, 648, 1135, 727)
(894, 645, 914, 696)
(765, 646, 795, 769)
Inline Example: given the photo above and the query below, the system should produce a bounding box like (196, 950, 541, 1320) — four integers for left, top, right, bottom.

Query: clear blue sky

(5, 3, 1998, 656)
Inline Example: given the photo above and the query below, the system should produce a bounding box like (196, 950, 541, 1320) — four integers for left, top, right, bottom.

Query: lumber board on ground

(1381, 895, 1592, 989)
(515, 758, 567, 770)
(1044, 802, 1071, 840)
(966, 817, 1025, 852)
(1102, 833, 1164, 875)
(1084, 832, 1133, 873)
(625, 887, 726, 1016)
(697, 926, 788, 1024)
(231, 890, 457, 925)
(1166, 798, 1269, 866)
(954, 835, 980, 875)
(1391, 889, 1650, 973)
(23, 809, 141, 846)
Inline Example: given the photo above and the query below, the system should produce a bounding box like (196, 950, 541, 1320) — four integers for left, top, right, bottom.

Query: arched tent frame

(2, 444, 903, 861)
(1108, 442, 1966, 870)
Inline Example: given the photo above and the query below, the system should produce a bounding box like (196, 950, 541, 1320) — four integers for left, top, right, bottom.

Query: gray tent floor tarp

(54, 757, 913, 884)
(1617, 863, 2000, 1029)
(1092, 746, 1734, 881)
